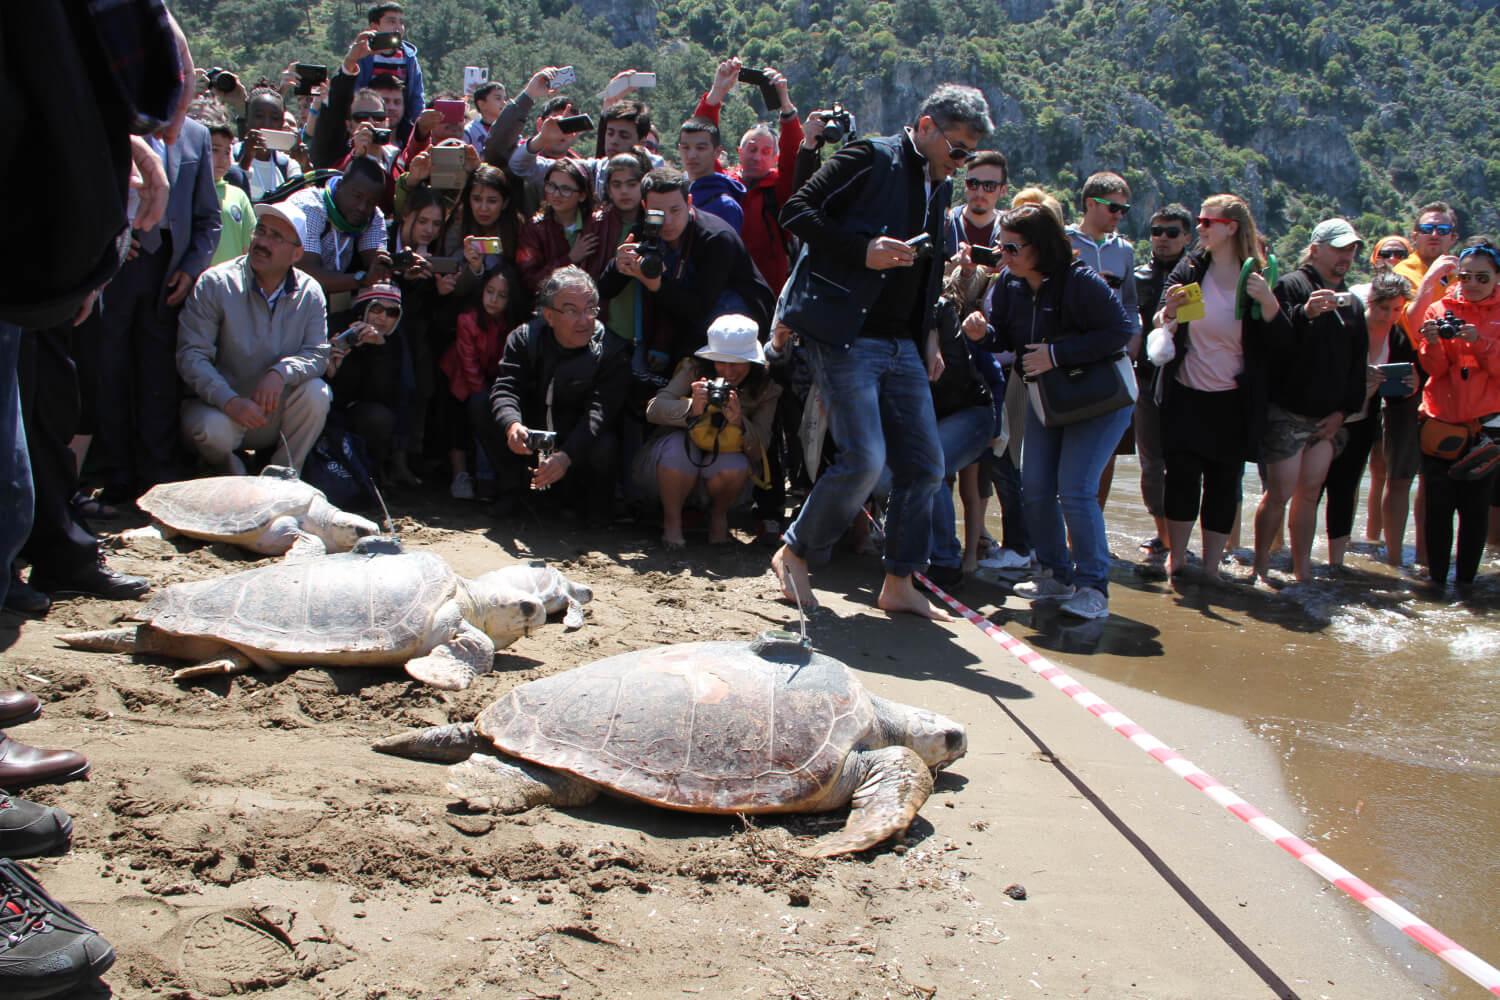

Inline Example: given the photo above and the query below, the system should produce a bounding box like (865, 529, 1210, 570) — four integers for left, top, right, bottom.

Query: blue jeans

(0, 323, 33, 607)
(784, 337, 943, 577)
(1021, 401, 1134, 594)
(929, 405, 995, 569)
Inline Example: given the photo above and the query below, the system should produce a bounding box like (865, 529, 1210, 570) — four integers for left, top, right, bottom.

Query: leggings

(1421, 452, 1497, 586)
(1322, 409, 1380, 540)
(1162, 384, 1244, 534)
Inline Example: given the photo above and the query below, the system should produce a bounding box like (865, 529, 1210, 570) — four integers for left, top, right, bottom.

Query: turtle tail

(372, 722, 486, 763)
(57, 627, 140, 653)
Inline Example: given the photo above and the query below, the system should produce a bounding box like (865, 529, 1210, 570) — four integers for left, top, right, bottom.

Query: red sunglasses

(1197, 216, 1233, 227)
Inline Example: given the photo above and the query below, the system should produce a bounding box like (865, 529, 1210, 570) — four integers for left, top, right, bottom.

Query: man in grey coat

(177, 201, 331, 474)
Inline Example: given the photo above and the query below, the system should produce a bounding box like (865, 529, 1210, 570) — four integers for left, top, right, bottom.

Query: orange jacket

(1417, 291, 1500, 423)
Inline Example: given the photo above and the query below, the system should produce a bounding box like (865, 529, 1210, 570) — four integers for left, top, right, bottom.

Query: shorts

(1380, 393, 1421, 481)
(1261, 403, 1349, 464)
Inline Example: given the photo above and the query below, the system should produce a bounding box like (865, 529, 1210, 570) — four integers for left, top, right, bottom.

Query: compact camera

(526, 429, 557, 455)
(705, 378, 732, 408)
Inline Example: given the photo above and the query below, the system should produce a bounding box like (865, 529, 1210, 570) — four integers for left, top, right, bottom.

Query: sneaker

(0, 794, 73, 859)
(0, 859, 115, 998)
(1012, 576, 1075, 601)
(978, 548, 1033, 572)
(976, 534, 1002, 562)
(1059, 586, 1110, 620)
(449, 471, 476, 501)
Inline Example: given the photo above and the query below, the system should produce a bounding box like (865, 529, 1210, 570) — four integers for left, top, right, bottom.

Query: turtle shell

(143, 551, 457, 663)
(476, 641, 876, 814)
(138, 476, 324, 540)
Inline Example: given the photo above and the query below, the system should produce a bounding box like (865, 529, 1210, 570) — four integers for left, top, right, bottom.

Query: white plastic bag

(1146, 326, 1176, 367)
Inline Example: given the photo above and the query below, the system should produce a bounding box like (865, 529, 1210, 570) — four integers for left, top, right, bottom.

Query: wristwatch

(780, 107, 798, 120)
(352, 270, 367, 285)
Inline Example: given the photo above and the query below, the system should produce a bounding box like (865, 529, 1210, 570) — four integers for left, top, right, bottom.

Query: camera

(525, 429, 557, 455)
(1436, 310, 1465, 340)
(371, 127, 393, 145)
(391, 249, 418, 273)
(904, 232, 933, 261)
(636, 209, 666, 280)
(705, 378, 732, 408)
(206, 67, 238, 94)
(817, 103, 856, 146)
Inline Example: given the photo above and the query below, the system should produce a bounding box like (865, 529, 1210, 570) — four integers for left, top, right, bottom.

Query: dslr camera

(205, 67, 239, 94)
(816, 103, 856, 146)
(705, 377, 732, 408)
(525, 429, 557, 455)
(636, 209, 667, 280)
(1435, 310, 1465, 340)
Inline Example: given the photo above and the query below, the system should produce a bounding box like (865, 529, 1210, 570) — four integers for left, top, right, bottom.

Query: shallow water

(984, 457, 1500, 997)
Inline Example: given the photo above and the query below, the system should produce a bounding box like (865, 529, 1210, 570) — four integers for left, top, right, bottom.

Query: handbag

(1024, 267, 1137, 428)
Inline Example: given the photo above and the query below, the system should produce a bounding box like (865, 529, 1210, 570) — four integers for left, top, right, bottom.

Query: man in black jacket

(771, 84, 993, 619)
(489, 267, 630, 522)
(1131, 203, 1193, 554)
(1253, 217, 1370, 584)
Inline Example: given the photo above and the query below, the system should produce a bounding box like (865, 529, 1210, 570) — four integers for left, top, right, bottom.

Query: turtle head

(871, 696, 967, 771)
(465, 573, 546, 640)
(327, 510, 381, 550)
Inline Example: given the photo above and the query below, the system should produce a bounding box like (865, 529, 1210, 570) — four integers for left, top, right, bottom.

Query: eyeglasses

(999, 242, 1028, 256)
(1090, 196, 1130, 215)
(544, 182, 581, 197)
(548, 304, 600, 319)
(1416, 222, 1455, 236)
(1150, 226, 1183, 238)
(1376, 246, 1408, 260)
(1456, 271, 1494, 285)
(965, 178, 1004, 192)
(252, 223, 297, 247)
(1197, 216, 1232, 227)
(368, 303, 402, 318)
(351, 111, 388, 122)
(940, 132, 976, 163)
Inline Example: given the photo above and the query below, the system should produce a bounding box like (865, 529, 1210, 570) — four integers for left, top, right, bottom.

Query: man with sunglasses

(1394, 201, 1461, 301)
(1131, 203, 1195, 554)
(177, 202, 332, 476)
(942, 150, 1008, 259)
(773, 84, 993, 619)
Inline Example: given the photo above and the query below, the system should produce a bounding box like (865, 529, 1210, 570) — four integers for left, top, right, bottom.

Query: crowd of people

(5, 2, 1500, 994)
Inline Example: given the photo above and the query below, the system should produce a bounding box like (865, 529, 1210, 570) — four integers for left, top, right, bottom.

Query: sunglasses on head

(1150, 225, 1183, 238)
(1090, 196, 1130, 215)
(965, 178, 1004, 192)
(1376, 246, 1408, 260)
(1197, 215, 1232, 227)
(1417, 222, 1455, 235)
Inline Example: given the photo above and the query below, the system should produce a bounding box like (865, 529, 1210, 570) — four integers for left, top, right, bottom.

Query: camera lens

(822, 121, 844, 144)
(639, 253, 663, 279)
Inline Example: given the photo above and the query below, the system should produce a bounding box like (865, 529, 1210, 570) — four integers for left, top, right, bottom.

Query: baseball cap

(254, 201, 307, 244)
(1310, 218, 1361, 248)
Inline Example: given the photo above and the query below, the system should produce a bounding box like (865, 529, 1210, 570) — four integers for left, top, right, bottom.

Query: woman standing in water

(1151, 195, 1286, 582)
(1414, 239, 1500, 589)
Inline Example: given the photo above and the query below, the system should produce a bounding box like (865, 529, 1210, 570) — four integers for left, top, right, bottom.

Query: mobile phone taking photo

(369, 31, 402, 52)
(558, 114, 595, 135)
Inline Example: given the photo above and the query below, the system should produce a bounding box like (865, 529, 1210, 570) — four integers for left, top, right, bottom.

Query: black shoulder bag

(1027, 267, 1137, 428)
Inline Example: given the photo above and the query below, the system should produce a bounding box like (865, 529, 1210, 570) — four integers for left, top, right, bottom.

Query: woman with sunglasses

(1151, 194, 1286, 582)
(516, 159, 597, 295)
(1412, 238, 1500, 589)
(963, 205, 1135, 619)
(325, 284, 405, 474)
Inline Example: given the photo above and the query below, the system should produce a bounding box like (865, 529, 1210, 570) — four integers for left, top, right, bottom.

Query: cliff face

(578, 0, 657, 45)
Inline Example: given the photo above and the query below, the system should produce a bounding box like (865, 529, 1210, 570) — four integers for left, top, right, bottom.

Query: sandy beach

(0, 495, 1439, 998)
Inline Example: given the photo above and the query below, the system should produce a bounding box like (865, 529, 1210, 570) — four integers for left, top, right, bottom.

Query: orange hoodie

(1417, 290, 1500, 423)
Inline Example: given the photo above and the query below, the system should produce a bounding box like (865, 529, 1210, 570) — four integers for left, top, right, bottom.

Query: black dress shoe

(0, 735, 90, 790)
(3, 580, 50, 616)
(0, 693, 41, 729)
(0, 793, 73, 859)
(30, 561, 149, 601)
(0, 859, 115, 998)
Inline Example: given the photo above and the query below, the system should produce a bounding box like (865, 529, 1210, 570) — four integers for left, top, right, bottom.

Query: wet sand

(0, 481, 1468, 998)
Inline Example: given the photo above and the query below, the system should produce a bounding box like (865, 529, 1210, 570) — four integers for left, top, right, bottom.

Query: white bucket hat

(695, 314, 765, 366)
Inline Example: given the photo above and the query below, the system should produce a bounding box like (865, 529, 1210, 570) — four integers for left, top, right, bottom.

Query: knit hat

(353, 283, 402, 311)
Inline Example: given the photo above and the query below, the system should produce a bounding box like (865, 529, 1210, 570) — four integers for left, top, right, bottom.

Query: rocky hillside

(181, 0, 1500, 258)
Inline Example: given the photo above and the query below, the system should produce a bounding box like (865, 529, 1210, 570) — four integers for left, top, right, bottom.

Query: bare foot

(877, 575, 953, 621)
(771, 545, 818, 611)
(661, 534, 686, 550)
(708, 513, 731, 544)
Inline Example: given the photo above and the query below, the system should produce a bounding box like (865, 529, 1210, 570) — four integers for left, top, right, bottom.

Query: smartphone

(429, 144, 467, 189)
(293, 63, 327, 96)
(256, 129, 298, 152)
(434, 99, 467, 126)
(463, 66, 489, 95)
(1175, 282, 1206, 323)
(468, 237, 503, 255)
(427, 256, 462, 274)
(369, 31, 402, 52)
(558, 113, 595, 134)
(549, 65, 576, 88)
(737, 67, 770, 88)
(333, 326, 362, 348)
(970, 245, 1001, 267)
(627, 71, 657, 89)
(1376, 362, 1413, 397)
(737, 67, 781, 111)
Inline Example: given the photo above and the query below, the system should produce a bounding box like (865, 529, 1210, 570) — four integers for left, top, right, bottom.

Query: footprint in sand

(179, 908, 298, 996)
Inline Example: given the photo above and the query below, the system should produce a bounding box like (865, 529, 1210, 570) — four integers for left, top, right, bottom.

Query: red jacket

(582, 206, 629, 280)
(439, 308, 506, 400)
(1418, 291, 1500, 423)
(691, 92, 803, 292)
(515, 209, 581, 293)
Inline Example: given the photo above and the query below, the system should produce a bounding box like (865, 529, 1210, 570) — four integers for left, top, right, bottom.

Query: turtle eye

(522, 601, 541, 619)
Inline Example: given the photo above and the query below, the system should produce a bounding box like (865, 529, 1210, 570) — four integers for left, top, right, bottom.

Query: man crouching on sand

(769, 84, 993, 619)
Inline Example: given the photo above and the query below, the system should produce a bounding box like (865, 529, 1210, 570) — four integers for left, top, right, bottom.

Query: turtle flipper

(57, 627, 140, 653)
(405, 619, 494, 690)
(282, 530, 329, 563)
(446, 753, 598, 814)
(372, 723, 485, 763)
(172, 651, 255, 683)
(562, 598, 586, 631)
(800, 746, 934, 858)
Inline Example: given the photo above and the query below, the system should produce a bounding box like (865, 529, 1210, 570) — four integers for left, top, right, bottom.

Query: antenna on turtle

(370, 477, 396, 535)
(788, 574, 807, 645)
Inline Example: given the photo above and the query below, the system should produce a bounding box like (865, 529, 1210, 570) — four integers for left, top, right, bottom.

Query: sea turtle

(373, 632, 966, 856)
(58, 548, 544, 690)
(486, 563, 593, 630)
(127, 467, 379, 559)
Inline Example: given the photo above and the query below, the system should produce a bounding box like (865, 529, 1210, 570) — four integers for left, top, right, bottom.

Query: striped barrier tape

(913, 571, 1500, 996)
